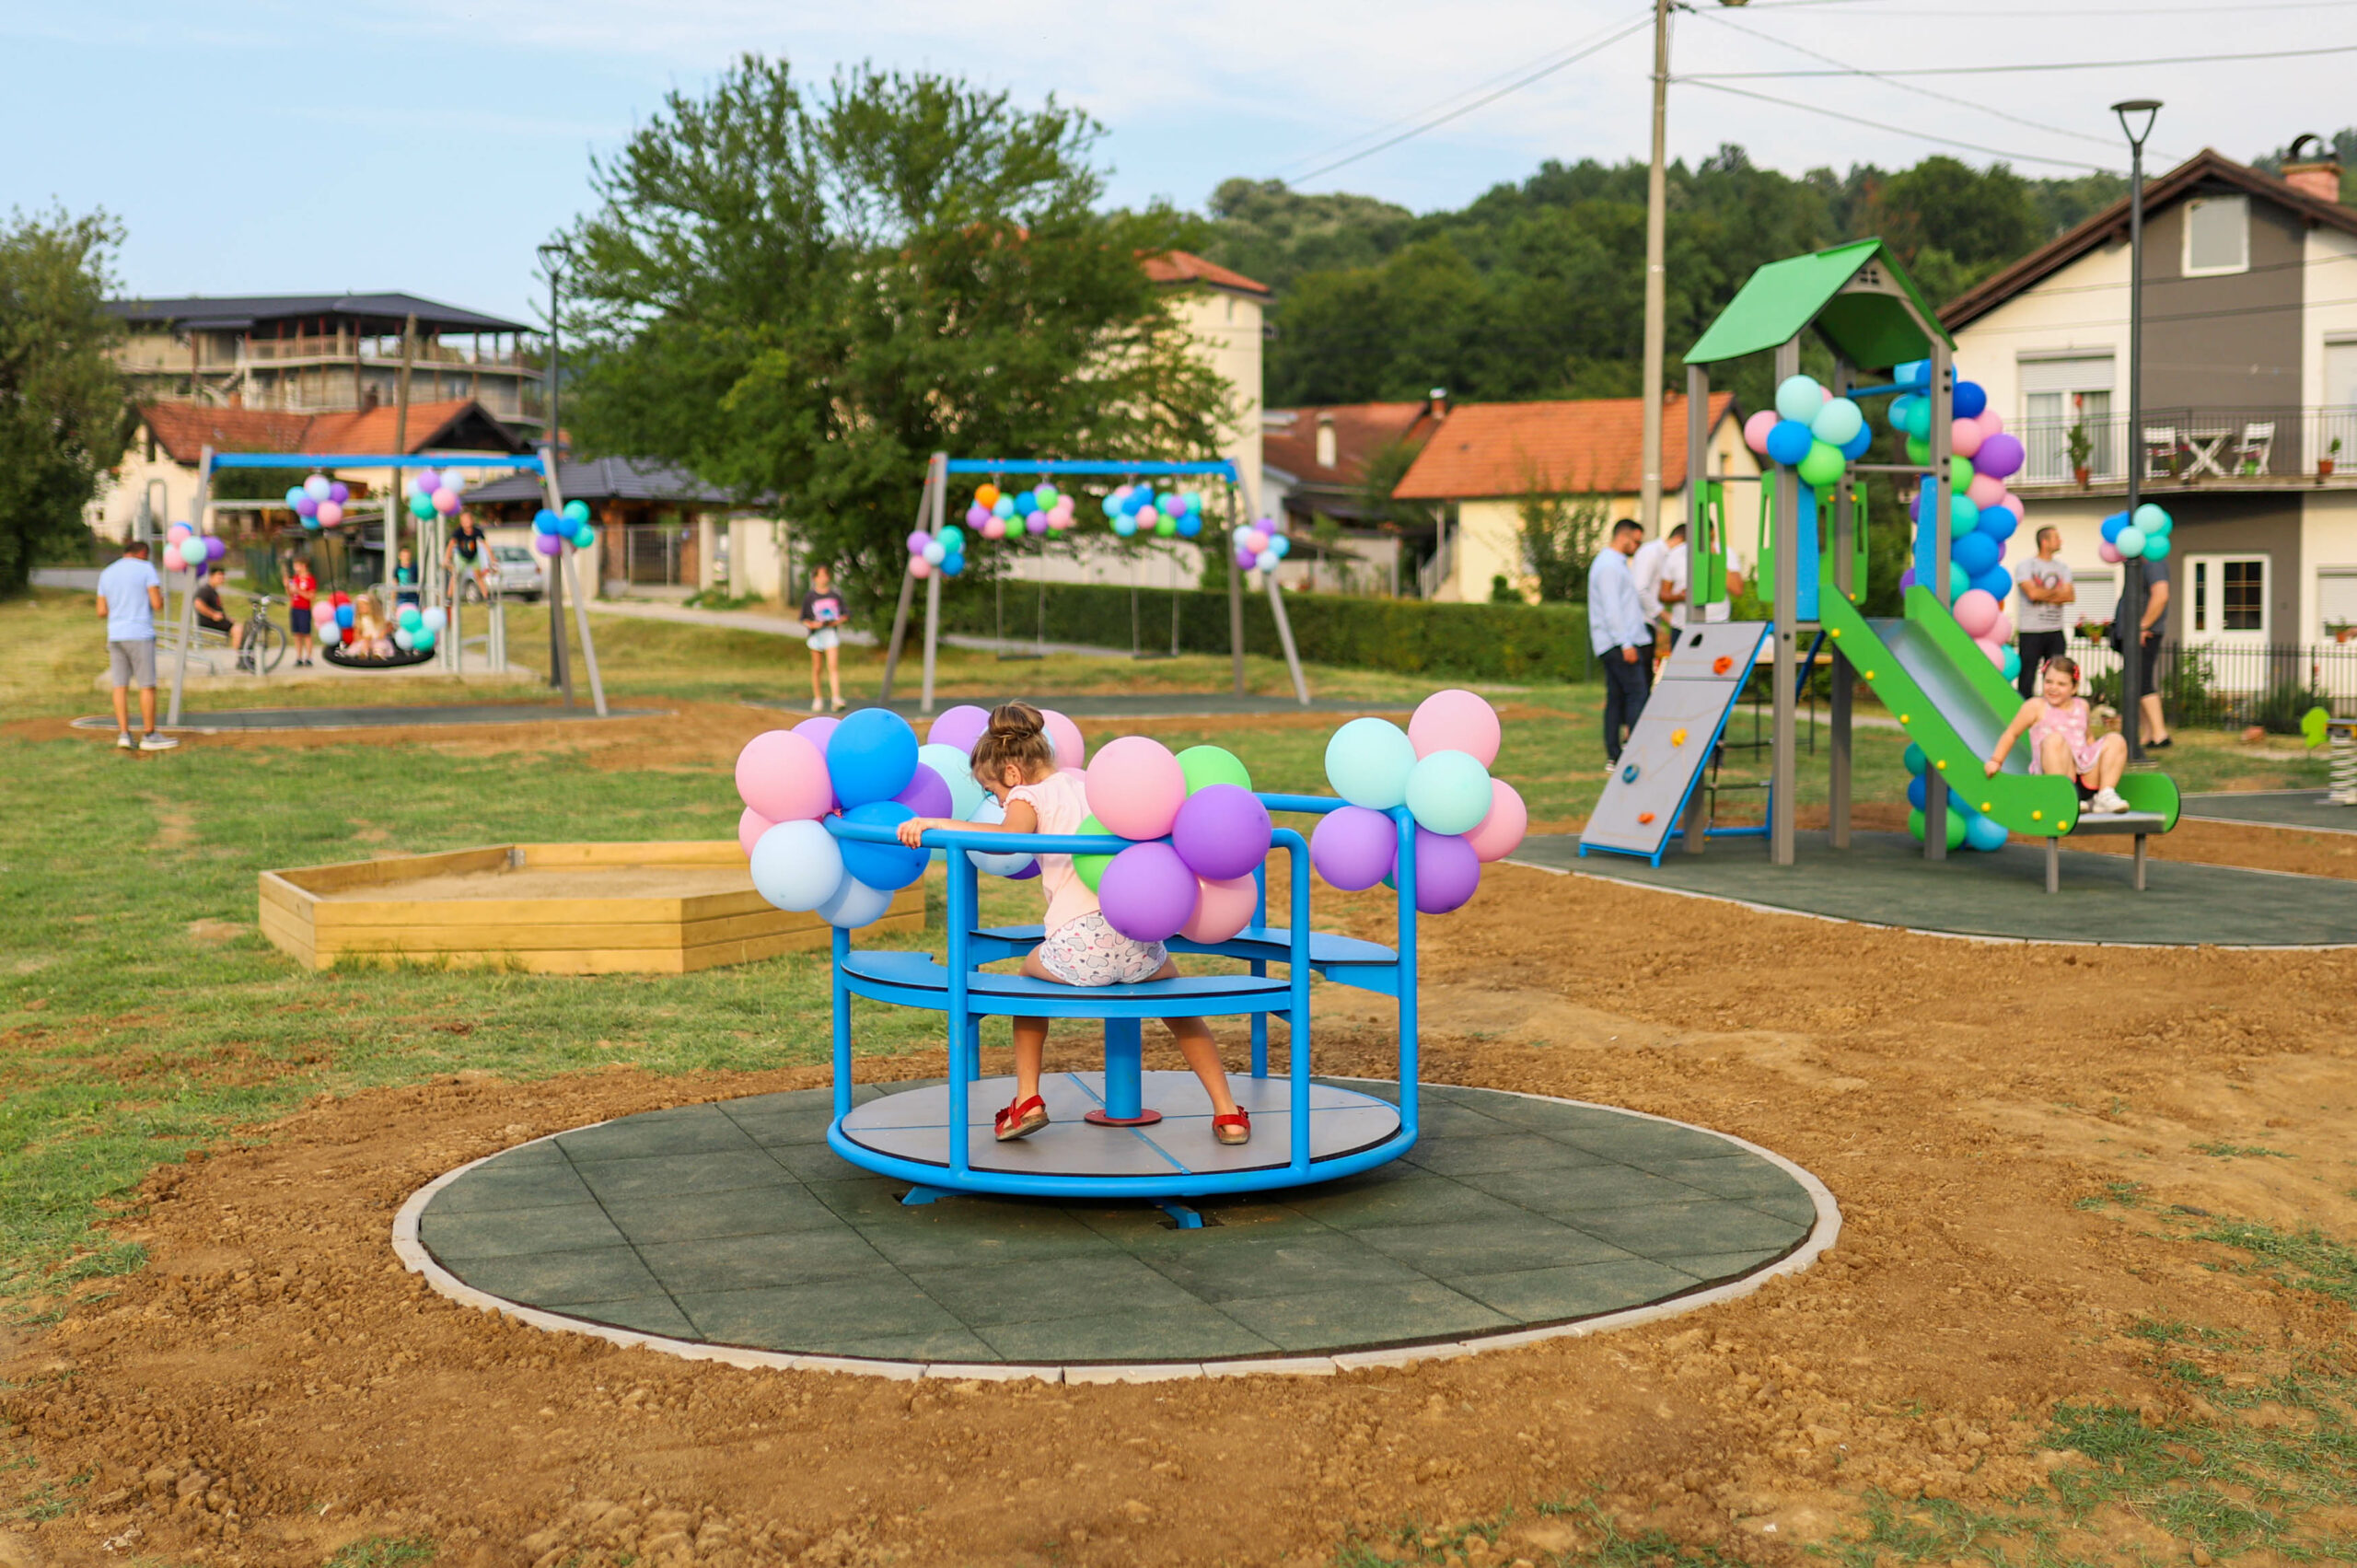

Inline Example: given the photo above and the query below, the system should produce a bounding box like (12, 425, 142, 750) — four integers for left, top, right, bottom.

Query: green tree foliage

(1208, 147, 2125, 411)
(560, 56, 1230, 601)
(0, 209, 127, 595)
(1516, 488, 1608, 604)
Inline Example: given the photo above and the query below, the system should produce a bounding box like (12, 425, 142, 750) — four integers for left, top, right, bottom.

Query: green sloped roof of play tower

(1684, 238, 1952, 369)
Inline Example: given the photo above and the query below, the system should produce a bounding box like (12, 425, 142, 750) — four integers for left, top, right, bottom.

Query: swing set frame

(877, 454, 1311, 713)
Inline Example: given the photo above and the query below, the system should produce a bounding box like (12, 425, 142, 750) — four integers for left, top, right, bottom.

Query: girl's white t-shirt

(1006, 770, 1097, 933)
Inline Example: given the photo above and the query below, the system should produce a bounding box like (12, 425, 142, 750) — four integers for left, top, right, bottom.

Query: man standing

(1589, 518, 1651, 766)
(2125, 552, 2173, 749)
(2011, 526, 2073, 698)
(1629, 521, 1669, 656)
(95, 540, 179, 751)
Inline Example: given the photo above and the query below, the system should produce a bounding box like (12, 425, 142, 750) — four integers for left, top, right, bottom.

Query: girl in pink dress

(1984, 655, 2131, 813)
(897, 703, 1250, 1146)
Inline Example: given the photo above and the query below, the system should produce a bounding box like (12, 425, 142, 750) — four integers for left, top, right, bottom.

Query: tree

(1516, 484, 1608, 603)
(560, 56, 1230, 601)
(0, 208, 127, 596)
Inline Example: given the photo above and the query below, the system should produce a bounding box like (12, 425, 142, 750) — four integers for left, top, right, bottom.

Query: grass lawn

(0, 587, 2328, 1312)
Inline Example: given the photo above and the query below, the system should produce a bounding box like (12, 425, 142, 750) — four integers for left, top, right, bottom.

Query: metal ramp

(1580, 621, 1771, 865)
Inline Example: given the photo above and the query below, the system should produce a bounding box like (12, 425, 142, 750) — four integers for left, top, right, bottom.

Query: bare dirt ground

(7, 856, 2357, 1568)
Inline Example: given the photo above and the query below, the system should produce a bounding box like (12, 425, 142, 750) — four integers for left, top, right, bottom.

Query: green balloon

(1177, 744, 1253, 795)
(1796, 440, 1846, 488)
(563, 499, 592, 525)
(1073, 813, 1118, 892)
(573, 525, 598, 549)
(409, 494, 435, 519)
(1906, 806, 1968, 850)
(1949, 456, 1976, 493)
(1905, 434, 1931, 468)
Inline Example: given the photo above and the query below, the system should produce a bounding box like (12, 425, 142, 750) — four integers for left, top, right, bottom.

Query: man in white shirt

(1588, 519, 1651, 765)
(1659, 525, 1740, 630)
(2011, 526, 2074, 699)
(95, 540, 178, 751)
(1629, 526, 1668, 648)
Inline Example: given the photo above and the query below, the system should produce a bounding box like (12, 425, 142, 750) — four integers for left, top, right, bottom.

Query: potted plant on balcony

(2322, 436, 2341, 482)
(2067, 422, 2094, 488)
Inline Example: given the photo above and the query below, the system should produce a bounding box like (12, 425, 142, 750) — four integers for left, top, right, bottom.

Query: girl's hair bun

(987, 702, 1045, 737)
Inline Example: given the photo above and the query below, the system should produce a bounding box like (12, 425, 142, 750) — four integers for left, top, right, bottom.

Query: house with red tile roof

(1390, 392, 1756, 602)
(1260, 394, 1451, 593)
(1144, 250, 1272, 523)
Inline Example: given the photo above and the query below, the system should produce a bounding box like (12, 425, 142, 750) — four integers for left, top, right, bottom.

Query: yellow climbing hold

(1899, 714, 1910, 725)
(1670, 728, 1689, 746)
(1981, 801, 1993, 812)
(2032, 810, 2044, 821)
(1829, 627, 1841, 638)
(1864, 669, 1875, 680)
(1934, 759, 1946, 771)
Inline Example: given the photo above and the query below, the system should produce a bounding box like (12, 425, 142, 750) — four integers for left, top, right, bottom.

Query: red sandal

(1213, 1109, 1251, 1146)
(994, 1094, 1050, 1143)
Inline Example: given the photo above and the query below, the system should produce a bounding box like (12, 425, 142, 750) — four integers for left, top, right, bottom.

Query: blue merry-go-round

(819, 795, 1423, 1223)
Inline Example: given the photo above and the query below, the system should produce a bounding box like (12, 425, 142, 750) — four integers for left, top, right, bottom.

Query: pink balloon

(909, 556, 932, 578)
(1979, 409, 2004, 436)
(1086, 736, 1187, 840)
(1178, 875, 1259, 944)
(1407, 688, 1502, 766)
(737, 806, 774, 858)
(1040, 708, 1087, 769)
(981, 516, 1007, 540)
(735, 729, 832, 822)
(1949, 417, 1985, 459)
(1464, 779, 1528, 864)
(316, 500, 343, 527)
(1975, 636, 2006, 669)
(1994, 610, 2015, 644)
(1953, 587, 2002, 640)
(2097, 540, 2123, 564)
(1965, 472, 2005, 509)
(1998, 488, 2022, 517)
(1743, 411, 1778, 456)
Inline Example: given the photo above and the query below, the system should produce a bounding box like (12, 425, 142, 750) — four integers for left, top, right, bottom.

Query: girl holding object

(896, 703, 1249, 1147)
(1983, 655, 2130, 814)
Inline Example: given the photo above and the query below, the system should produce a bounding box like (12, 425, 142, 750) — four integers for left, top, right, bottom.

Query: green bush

(936, 581, 1595, 682)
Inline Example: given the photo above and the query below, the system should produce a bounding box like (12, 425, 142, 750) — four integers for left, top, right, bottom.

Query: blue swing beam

(820, 791, 1422, 1200)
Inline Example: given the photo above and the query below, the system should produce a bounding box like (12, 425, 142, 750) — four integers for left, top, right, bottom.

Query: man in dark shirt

(193, 565, 247, 650)
(799, 564, 848, 714)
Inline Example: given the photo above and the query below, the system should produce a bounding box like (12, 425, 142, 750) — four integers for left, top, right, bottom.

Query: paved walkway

(2180, 790, 2357, 836)
(406, 1082, 1824, 1372)
(71, 703, 661, 734)
(586, 598, 1135, 661)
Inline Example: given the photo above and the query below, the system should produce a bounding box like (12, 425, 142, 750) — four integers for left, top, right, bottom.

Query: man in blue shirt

(95, 540, 179, 751)
(1589, 518, 1651, 766)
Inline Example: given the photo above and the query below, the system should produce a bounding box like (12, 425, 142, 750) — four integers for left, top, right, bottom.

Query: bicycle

(234, 591, 289, 675)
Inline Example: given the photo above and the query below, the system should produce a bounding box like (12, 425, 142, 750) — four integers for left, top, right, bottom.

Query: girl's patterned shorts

(1037, 912, 1168, 986)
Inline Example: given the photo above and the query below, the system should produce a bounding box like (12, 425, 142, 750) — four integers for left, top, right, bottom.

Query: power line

(1683, 40, 2357, 76)
(1678, 79, 2117, 169)
(1689, 6, 2128, 157)
(1272, 9, 1655, 180)
(1286, 14, 1657, 187)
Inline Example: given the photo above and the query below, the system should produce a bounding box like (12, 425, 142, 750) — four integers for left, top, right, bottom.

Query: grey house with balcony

(1945, 145, 2357, 650)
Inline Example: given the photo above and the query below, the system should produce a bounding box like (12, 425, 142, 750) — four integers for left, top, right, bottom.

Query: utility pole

(537, 241, 573, 691)
(389, 313, 416, 587)
(2112, 100, 2160, 761)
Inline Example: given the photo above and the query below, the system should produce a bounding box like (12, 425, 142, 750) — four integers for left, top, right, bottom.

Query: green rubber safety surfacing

(399, 1084, 1829, 1370)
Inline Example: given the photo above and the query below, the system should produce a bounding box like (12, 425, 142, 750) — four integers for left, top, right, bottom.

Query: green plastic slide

(1816, 579, 2180, 838)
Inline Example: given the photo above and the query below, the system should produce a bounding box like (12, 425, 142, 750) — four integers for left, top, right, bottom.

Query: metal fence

(2064, 635, 2357, 728)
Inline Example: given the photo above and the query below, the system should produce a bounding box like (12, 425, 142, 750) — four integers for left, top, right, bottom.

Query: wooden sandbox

(258, 841, 922, 975)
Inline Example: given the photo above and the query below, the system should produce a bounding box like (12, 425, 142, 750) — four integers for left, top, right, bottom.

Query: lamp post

(2111, 99, 2160, 760)
(536, 240, 573, 691)
(1641, 0, 1747, 544)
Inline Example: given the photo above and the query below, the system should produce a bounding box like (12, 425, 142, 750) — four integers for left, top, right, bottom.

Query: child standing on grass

(285, 555, 318, 668)
(896, 703, 1250, 1146)
(798, 564, 848, 714)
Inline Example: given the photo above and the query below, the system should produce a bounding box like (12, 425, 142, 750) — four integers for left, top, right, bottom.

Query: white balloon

(964, 796, 1037, 877)
(394, 629, 415, 650)
(749, 819, 845, 912)
(817, 874, 894, 929)
(422, 607, 447, 632)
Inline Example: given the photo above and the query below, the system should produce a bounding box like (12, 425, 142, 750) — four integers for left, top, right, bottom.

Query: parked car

(462, 544, 546, 603)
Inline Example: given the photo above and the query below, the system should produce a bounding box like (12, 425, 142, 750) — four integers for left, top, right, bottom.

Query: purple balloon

(294, 495, 319, 517)
(1973, 432, 2026, 481)
(1170, 784, 1272, 881)
(1311, 805, 1397, 891)
(1008, 858, 1040, 882)
(328, 481, 350, 505)
(1097, 842, 1199, 943)
(1898, 567, 1917, 590)
(1026, 514, 1050, 536)
(907, 530, 932, 554)
(792, 714, 840, 750)
(893, 761, 953, 819)
(1411, 828, 1481, 915)
(965, 504, 992, 528)
(204, 535, 226, 562)
(534, 531, 563, 556)
(926, 703, 991, 755)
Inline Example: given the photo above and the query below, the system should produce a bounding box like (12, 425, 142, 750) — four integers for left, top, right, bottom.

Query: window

(2185, 553, 2269, 642)
(2184, 193, 2249, 276)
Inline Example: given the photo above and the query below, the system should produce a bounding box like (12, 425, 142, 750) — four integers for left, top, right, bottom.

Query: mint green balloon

(2133, 503, 2172, 536)
(1324, 717, 1417, 810)
(1797, 440, 1846, 488)
(1403, 750, 1492, 835)
(2142, 534, 2171, 562)
(1178, 744, 1252, 795)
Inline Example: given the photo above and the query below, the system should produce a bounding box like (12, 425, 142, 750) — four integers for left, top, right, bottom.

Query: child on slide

(1983, 655, 2131, 814)
(895, 703, 1250, 1147)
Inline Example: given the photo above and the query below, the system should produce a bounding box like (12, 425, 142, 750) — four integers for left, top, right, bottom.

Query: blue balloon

(827, 708, 919, 808)
(1978, 504, 2020, 543)
(1111, 516, 1137, 537)
(1907, 774, 1928, 811)
(1953, 380, 1989, 419)
(1895, 358, 1933, 389)
(1176, 515, 1202, 539)
(1014, 492, 1038, 516)
(1903, 742, 1928, 777)
(940, 552, 964, 577)
(817, 874, 894, 930)
(1973, 565, 2014, 602)
(2099, 511, 2130, 543)
(335, 604, 355, 630)
(749, 819, 845, 912)
(838, 801, 926, 891)
(534, 508, 564, 535)
(993, 496, 1016, 519)
(1887, 393, 1921, 435)
(1953, 532, 2001, 577)
(284, 486, 308, 509)
(1964, 813, 2008, 853)
(1765, 419, 1816, 467)
(1839, 424, 1875, 461)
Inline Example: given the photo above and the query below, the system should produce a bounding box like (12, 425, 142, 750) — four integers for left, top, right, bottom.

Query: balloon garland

(533, 499, 598, 557)
(284, 473, 352, 531)
(403, 468, 464, 527)
(904, 523, 968, 580)
(1308, 691, 1525, 912)
(1102, 483, 1203, 540)
(2099, 503, 2175, 568)
(162, 521, 224, 574)
(1232, 516, 1293, 576)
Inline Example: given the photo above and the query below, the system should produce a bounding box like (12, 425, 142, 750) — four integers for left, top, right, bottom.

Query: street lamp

(2111, 99, 2160, 759)
(535, 239, 575, 693)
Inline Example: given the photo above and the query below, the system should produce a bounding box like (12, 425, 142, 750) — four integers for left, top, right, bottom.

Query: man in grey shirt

(95, 540, 179, 751)
(2011, 526, 2073, 699)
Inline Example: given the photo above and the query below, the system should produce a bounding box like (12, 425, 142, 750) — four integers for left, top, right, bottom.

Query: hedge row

(935, 582, 1596, 683)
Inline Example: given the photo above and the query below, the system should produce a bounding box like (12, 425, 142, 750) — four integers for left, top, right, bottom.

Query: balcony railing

(2014, 407, 2357, 488)
(242, 335, 539, 370)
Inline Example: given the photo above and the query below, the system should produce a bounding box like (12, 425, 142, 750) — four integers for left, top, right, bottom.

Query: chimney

(2283, 133, 2343, 203)
(1428, 386, 1449, 419)
(1315, 413, 1338, 470)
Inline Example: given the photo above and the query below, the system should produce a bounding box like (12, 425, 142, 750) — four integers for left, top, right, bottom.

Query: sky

(4, 0, 2347, 325)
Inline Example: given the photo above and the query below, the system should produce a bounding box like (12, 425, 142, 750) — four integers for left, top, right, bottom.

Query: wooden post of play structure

(1829, 357, 1856, 851)
(880, 454, 941, 705)
(1770, 338, 1801, 867)
(1924, 338, 1956, 862)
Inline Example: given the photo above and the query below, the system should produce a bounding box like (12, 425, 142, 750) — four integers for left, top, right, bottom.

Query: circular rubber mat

(397, 1082, 1834, 1375)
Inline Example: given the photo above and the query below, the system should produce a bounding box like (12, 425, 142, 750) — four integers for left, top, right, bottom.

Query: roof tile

(1141, 250, 1271, 296)
(1391, 394, 1735, 499)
